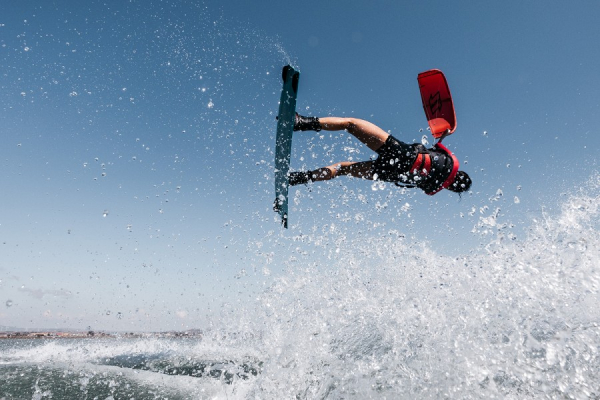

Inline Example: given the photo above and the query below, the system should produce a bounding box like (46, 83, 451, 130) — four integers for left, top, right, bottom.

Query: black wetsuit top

(372, 135, 454, 194)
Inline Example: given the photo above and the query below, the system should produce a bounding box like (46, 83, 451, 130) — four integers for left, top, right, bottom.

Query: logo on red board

(428, 91, 443, 115)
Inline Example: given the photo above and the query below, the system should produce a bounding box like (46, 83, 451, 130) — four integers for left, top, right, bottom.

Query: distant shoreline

(0, 330, 203, 340)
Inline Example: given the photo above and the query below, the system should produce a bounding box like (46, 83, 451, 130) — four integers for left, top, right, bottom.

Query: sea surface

(1, 176, 599, 399)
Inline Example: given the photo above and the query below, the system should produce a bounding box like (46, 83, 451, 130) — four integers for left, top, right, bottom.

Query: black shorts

(372, 135, 419, 182)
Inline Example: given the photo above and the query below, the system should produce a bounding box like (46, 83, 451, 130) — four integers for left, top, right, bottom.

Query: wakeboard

(273, 65, 300, 228)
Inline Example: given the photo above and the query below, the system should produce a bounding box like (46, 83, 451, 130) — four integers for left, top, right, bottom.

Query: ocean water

(1, 176, 599, 399)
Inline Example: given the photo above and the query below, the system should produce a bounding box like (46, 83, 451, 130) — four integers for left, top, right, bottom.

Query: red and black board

(417, 69, 456, 139)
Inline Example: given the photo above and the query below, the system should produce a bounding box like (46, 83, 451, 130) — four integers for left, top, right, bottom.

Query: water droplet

(514, 196, 520, 204)
(207, 100, 214, 108)
(5, 300, 13, 307)
(102, 210, 109, 217)
(371, 180, 386, 191)
(421, 135, 429, 146)
(235, 269, 247, 279)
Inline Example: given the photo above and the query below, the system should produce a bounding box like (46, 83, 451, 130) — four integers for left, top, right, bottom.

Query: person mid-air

(288, 114, 472, 196)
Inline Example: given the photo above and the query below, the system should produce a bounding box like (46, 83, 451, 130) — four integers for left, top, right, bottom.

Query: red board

(418, 69, 456, 139)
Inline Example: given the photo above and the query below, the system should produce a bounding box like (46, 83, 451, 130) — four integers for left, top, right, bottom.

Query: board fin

(418, 69, 456, 139)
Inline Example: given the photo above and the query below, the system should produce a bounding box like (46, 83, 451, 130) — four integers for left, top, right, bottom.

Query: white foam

(218, 174, 600, 398)
(4, 175, 599, 398)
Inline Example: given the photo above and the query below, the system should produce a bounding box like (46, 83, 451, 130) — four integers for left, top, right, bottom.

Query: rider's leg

(295, 115, 389, 152)
(318, 117, 390, 153)
(289, 161, 375, 186)
(313, 160, 376, 181)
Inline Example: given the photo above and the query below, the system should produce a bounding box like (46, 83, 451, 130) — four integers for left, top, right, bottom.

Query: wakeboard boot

(288, 171, 313, 186)
(294, 113, 321, 132)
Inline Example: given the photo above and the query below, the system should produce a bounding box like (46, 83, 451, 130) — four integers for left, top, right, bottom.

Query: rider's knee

(345, 118, 358, 130)
(322, 166, 337, 180)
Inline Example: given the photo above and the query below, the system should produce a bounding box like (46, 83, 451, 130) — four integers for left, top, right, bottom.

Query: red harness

(409, 143, 459, 195)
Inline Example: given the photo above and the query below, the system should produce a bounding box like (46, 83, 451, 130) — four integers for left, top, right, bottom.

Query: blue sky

(1, 0, 598, 331)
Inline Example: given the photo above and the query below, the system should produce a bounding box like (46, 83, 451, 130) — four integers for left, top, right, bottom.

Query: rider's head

(447, 171, 472, 193)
